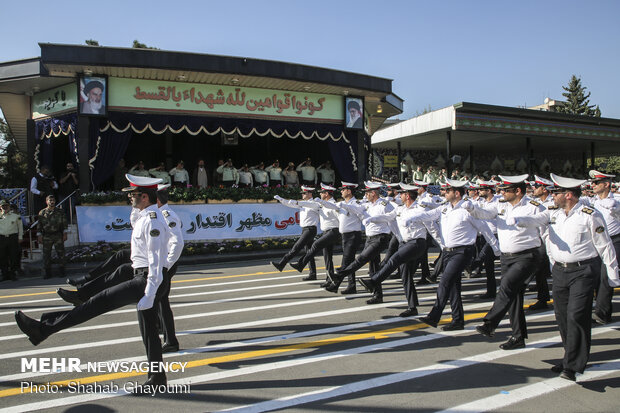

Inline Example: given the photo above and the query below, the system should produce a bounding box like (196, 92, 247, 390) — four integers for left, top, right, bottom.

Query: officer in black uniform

(15, 174, 170, 387)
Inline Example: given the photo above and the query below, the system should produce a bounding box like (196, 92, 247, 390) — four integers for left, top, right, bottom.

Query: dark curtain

(35, 114, 77, 170)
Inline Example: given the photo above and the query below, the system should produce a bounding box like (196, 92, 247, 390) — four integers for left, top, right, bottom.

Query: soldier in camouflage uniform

(37, 195, 67, 279)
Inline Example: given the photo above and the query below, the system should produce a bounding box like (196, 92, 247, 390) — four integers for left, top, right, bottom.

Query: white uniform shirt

(418, 191, 443, 209)
(514, 201, 619, 282)
(131, 204, 168, 297)
(584, 193, 620, 236)
(476, 196, 499, 234)
(409, 200, 500, 252)
(298, 197, 340, 231)
(321, 197, 363, 233)
(366, 202, 440, 244)
(317, 167, 335, 184)
(296, 164, 317, 183)
(251, 168, 269, 185)
(265, 165, 282, 182)
(342, 198, 393, 236)
(277, 198, 320, 228)
(216, 165, 239, 182)
(237, 170, 254, 186)
(168, 167, 189, 183)
(160, 204, 184, 268)
(469, 196, 543, 253)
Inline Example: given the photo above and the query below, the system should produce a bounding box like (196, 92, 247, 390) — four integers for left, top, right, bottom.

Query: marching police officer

(512, 173, 619, 381)
(0, 199, 23, 281)
(37, 194, 67, 279)
(15, 174, 170, 386)
(272, 186, 319, 279)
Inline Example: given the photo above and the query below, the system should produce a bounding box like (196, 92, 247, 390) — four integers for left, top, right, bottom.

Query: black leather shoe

(162, 342, 179, 353)
(289, 261, 304, 272)
(550, 364, 563, 373)
(592, 313, 610, 325)
(340, 285, 357, 295)
(366, 296, 383, 305)
(528, 300, 549, 311)
(399, 308, 418, 317)
(416, 278, 430, 286)
(319, 281, 332, 288)
(419, 316, 438, 328)
(499, 336, 525, 350)
(143, 373, 167, 387)
(357, 278, 376, 293)
(325, 283, 339, 293)
(57, 288, 84, 306)
(271, 261, 285, 272)
(15, 311, 45, 346)
(302, 275, 317, 281)
(442, 322, 464, 331)
(560, 369, 576, 381)
(478, 293, 496, 299)
(475, 324, 494, 338)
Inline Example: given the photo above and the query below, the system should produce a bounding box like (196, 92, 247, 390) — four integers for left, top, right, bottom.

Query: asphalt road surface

(0, 256, 619, 412)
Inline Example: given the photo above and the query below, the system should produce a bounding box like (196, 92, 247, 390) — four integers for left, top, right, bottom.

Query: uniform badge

(150, 229, 160, 237)
(529, 200, 540, 206)
(381, 201, 387, 206)
(169, 222, 176, 228)
(550, 217, 556, 225)
(582, 207, 594, 215)
(595, 226, 605, 234)
(499, 210, 505, 216)
(162, 210, 170, 218)
(149, 212, 157, 219)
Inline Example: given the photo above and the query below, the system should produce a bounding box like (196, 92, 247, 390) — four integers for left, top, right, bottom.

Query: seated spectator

(192, 159, 208, 188)
(265, 160, 283, 187)
(169, 161, 189, 187)
(250, 162, 269, 186)
(283, 162, 299, 187)
(216, 159, 239, 187)
(149, 162, 171, 185)
(128, 161, 150, 177)
(237, 164, 254, 188)
(317, 161, 335, 185)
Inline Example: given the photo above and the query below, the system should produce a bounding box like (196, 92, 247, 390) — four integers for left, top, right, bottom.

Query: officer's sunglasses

(128, 192, 144, 198)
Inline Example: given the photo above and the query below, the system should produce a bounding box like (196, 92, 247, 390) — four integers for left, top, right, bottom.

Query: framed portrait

(78, 75, 108, 117)
(344, 96, 364, 130)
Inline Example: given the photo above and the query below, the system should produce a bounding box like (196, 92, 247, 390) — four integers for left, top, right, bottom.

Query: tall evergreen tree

(557, 75, 601, 117)
(0, 117, 28, 187)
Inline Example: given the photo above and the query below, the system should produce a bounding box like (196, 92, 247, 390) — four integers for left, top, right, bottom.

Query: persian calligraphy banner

(108, 78, 344, 121)
(75, 203, 307, 242)
(32, 83, 78, 119)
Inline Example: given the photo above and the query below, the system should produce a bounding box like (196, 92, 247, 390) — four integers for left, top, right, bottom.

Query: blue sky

(2, 0, 619, 119)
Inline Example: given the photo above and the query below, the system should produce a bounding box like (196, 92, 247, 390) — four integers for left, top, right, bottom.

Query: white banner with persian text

(76, 204, 305, 242)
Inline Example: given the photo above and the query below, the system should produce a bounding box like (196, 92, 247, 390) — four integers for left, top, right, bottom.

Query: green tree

(0, 117, 28, 187)
(557, 75, 601, 117)
(85, 39, 100, 46)
(132, 40, 158, 49)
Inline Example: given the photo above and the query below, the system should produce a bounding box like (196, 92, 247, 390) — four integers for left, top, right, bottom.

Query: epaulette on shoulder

(547, 206, 559, 210)
(499, 199, 508, 203)
(581, 207, 594, 215)
(162, 210, 171, 218)
(149, 211, 157, 219)
(529, 200, 540, 206)
(381, 201, 387, 206)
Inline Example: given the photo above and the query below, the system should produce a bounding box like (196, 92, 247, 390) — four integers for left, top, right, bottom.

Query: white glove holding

(599, 198, 616, 209)
(505, 216, 516, 226)
(273, 195, 284, 202)
(137, 294, 155, 311)
(460, 200, 474, 212)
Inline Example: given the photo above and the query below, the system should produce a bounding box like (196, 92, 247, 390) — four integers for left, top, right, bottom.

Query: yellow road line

(0, 312, 486, 398)
(0, 291, 57, 299)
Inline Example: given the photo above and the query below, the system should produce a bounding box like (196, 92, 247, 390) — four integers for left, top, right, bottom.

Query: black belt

(501, 247, 538, 257)
(554, 257, 598, 268)
(443, 245, 470, 252)
(369, 233, 390, 239)
(0, 234, 17, 238)
(134, 267, 148, 276)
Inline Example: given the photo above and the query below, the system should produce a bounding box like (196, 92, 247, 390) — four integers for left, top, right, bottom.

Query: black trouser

(380, 235, 401, 277)
(86, 248, 132, 281)
(372, 238, 426, 308)
(335, 233, 391, 296)
(532, 244, 551, 302)
(0, 234, 18, 280)
(78, 263, 135, 301)
(341, 231, 362, 287)
(40, 268, 168, 378)
(301, 179, 315, 187)
(432, 251, 444, 280)
(552, 258, 600, 373)
(159, 262, 179, 346)
(471, 235, 498, 296)
(427, 245, 475, 325)
(298, 228, 339, 280)
(276, 226, 317, 276)
(413, 233, 433, 281)
(594, 234, 619, 321)
(483, 248, 540, 340)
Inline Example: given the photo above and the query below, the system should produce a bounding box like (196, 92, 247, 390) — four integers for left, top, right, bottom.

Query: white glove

(274, 195, 284, 202)
(599, 198, 616, 209)
(460, 200, 474, 212)
(362, 217, 371, 226)
(137, 294, 155, 311)
(505, 216, 516, 226)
